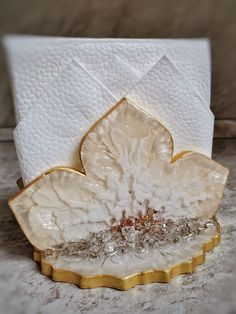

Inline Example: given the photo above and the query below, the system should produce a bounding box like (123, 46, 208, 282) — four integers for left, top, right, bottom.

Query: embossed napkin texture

(3, 36, 213, 183)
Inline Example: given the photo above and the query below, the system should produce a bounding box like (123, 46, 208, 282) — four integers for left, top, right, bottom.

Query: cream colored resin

(9, 99, 229, 278)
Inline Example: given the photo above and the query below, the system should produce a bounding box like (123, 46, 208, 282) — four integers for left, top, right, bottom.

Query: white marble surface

(0, 140, 236, 314)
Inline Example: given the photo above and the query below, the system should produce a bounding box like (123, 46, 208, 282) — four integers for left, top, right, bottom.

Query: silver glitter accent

(122, 226, 138, 243)
(205, 221, 215, 229)
(135, 241, 146, 253)
(104, 242, 117, 256)
(43, 214, 216, 262)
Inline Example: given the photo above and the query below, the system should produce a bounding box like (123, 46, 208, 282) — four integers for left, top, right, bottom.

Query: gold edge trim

(8, 99, 227, 289)
(9, 98, 229, 205)
(9, 98, 175, 201)
(33, 230, 220, 291)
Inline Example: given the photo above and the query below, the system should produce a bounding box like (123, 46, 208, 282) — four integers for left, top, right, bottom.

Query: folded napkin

(3, 36, 213, 184)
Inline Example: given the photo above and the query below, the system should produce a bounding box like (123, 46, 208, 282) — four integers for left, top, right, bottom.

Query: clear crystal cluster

(44, 209, 216, 262)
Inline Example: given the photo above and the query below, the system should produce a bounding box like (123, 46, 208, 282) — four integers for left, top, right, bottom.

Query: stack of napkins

(3, 36, 214, 184)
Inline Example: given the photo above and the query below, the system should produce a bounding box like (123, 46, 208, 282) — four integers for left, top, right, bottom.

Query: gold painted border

(9, 98, 227, 289)
(10, 97, 229, 206)
(33, 225, 220, 290)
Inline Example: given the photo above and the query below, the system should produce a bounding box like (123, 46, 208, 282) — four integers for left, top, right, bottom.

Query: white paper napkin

(127, 56, 214, 156)
(4, 36, 211, 120)
(3, 36, 213, 184)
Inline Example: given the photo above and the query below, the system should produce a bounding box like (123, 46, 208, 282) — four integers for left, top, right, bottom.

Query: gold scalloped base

(33, 225, 220, 290)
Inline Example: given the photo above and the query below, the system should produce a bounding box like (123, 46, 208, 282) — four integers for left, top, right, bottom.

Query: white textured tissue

(13, 59, 116, 183)
(3, 36, 213, 184)
(127, 56, 214, 157)
(4, 36, 211, 121)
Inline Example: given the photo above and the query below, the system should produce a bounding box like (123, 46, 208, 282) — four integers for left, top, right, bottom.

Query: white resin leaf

(9, 99, 229, 251)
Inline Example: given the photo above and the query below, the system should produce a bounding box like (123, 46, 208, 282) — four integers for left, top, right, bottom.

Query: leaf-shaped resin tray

(9, 98, 228, 290)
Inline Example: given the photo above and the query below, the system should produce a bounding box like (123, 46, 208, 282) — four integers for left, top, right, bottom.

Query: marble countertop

(0, 139, 236, 314)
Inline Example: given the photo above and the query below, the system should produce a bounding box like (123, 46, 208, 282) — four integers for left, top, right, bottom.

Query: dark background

(0, 0, 235, 137)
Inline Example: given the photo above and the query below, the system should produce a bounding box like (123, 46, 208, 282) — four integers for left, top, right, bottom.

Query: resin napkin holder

(9, 99, 229, 290)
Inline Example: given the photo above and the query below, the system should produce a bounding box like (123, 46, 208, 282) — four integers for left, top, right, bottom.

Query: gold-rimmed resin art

(9, 98, 229, 290)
